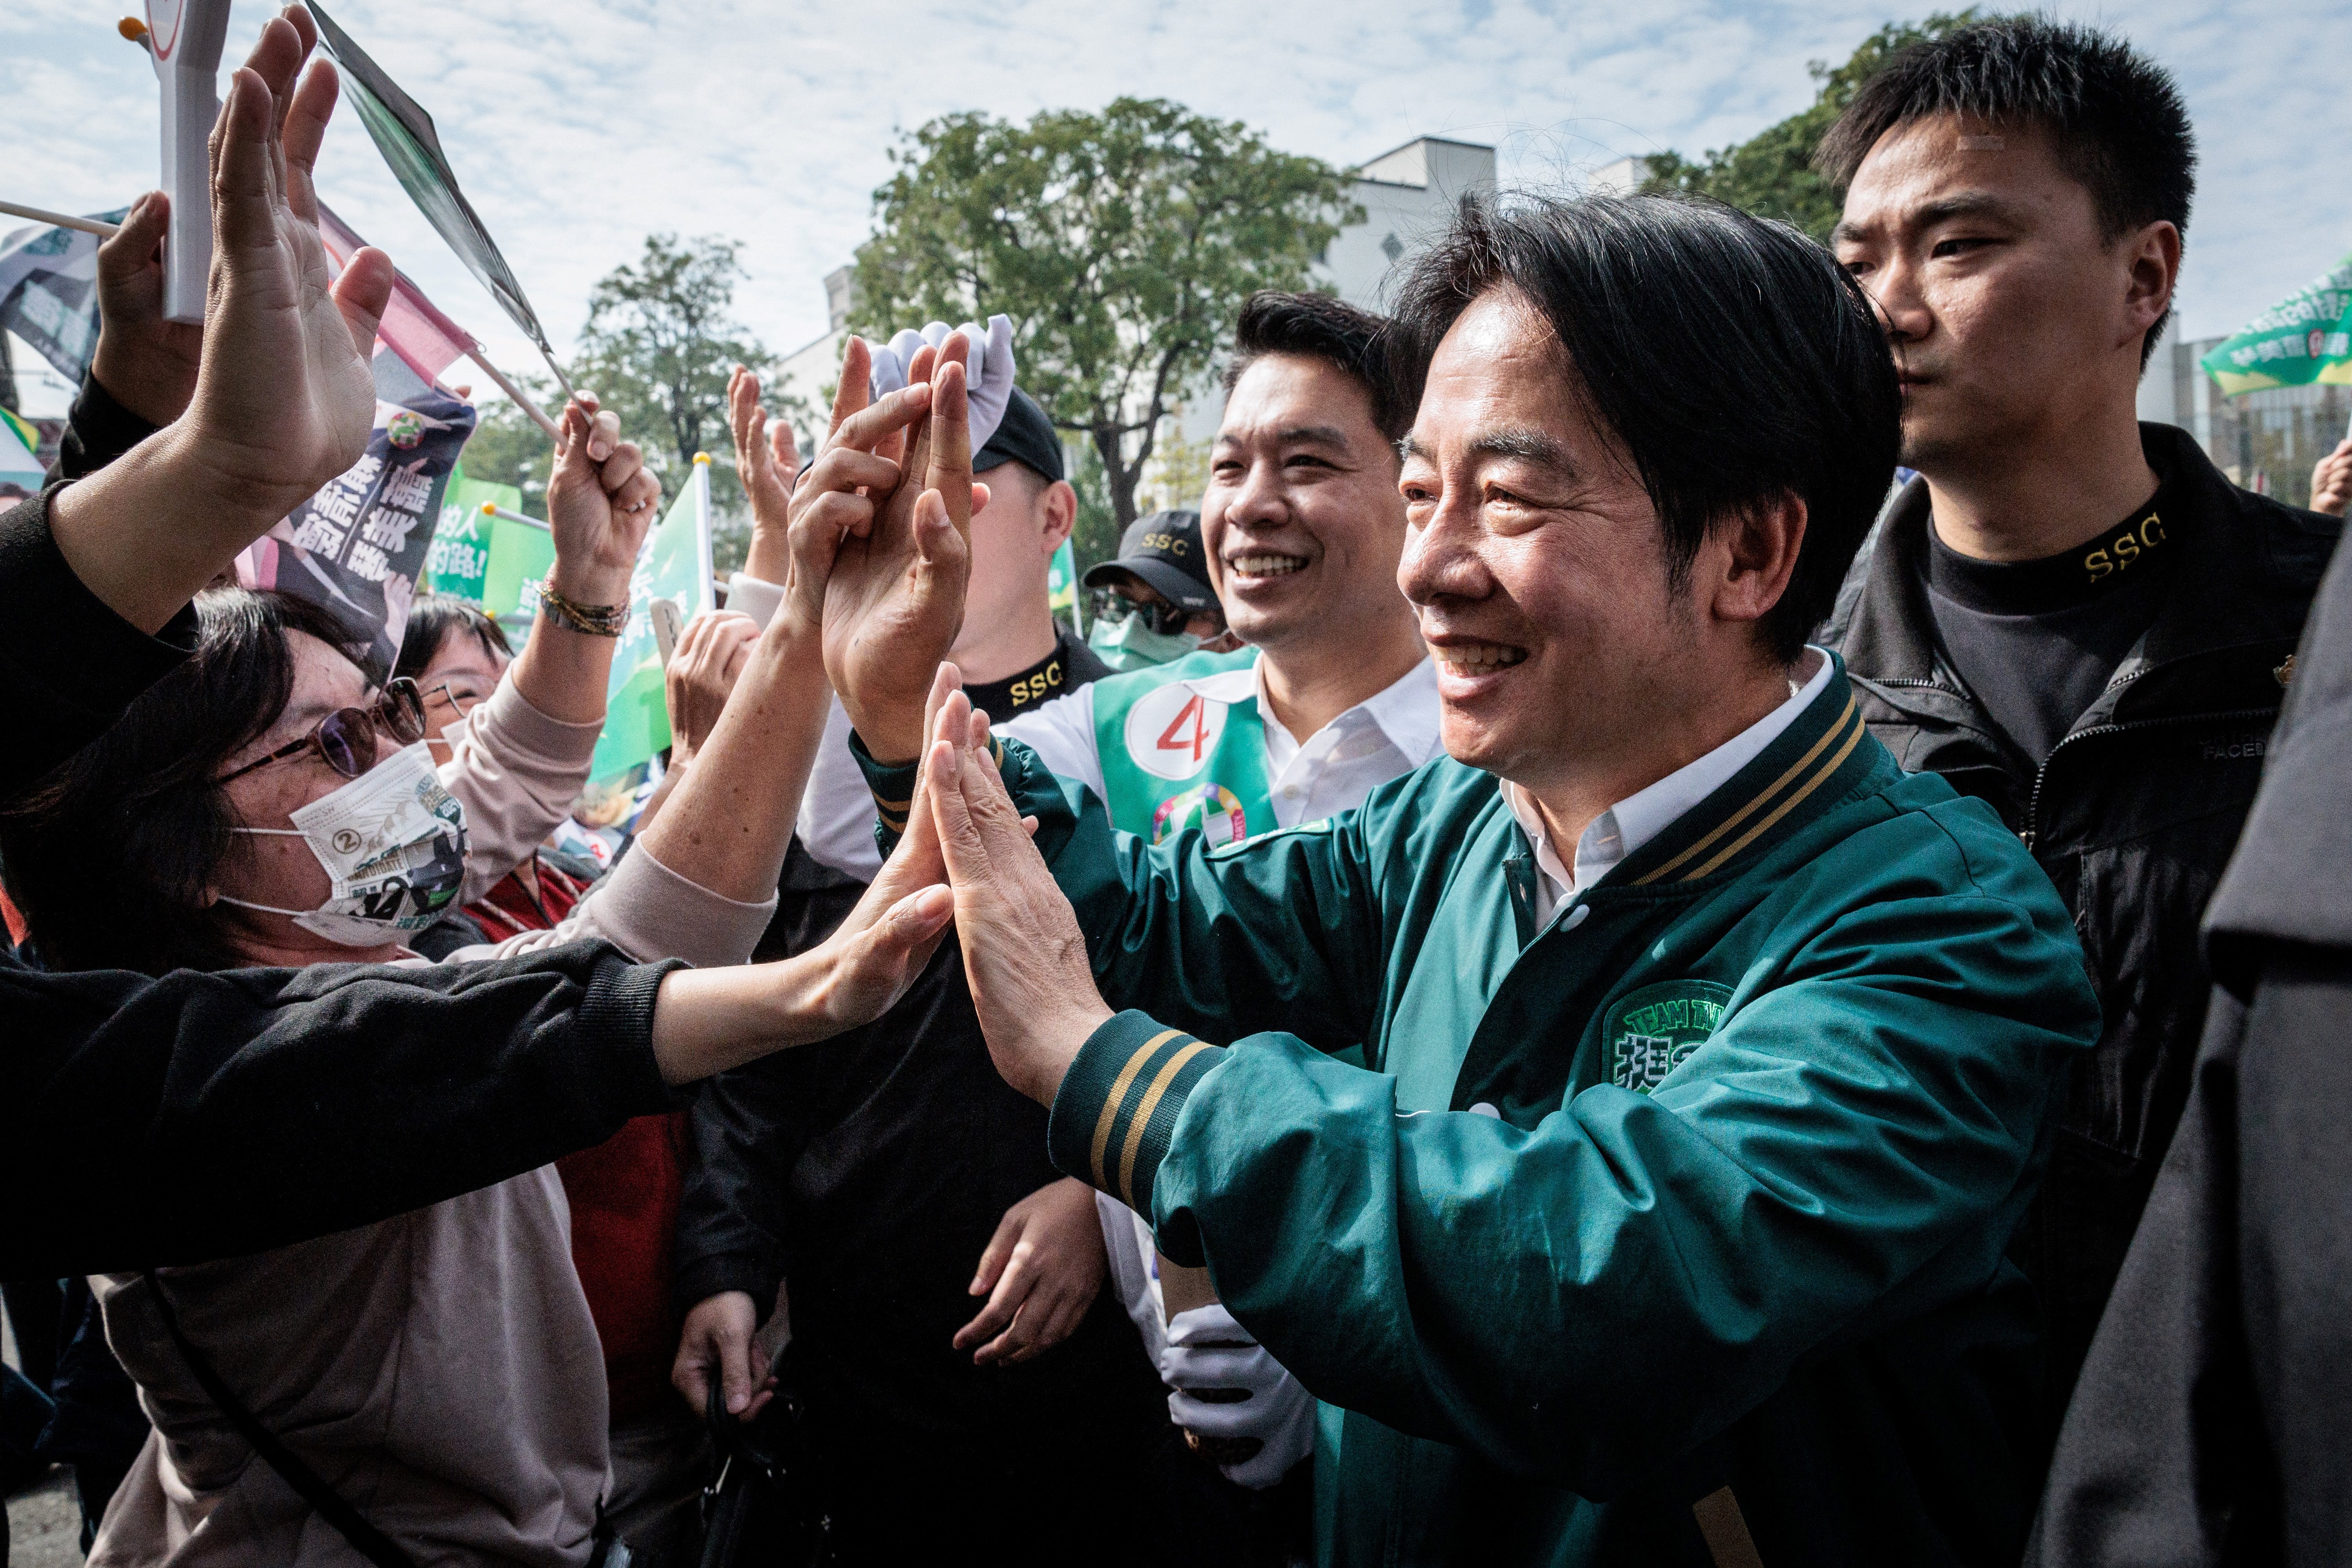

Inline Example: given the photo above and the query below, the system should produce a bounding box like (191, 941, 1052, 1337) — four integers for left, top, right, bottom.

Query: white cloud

(9, 0, 2347, 390)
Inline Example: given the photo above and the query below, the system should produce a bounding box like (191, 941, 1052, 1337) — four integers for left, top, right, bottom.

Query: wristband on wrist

(540, 587, 629, 637)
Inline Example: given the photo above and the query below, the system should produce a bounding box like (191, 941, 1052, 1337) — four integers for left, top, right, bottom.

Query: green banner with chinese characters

(2201, 253, 2352, 396)
(422, 466, 521, 603)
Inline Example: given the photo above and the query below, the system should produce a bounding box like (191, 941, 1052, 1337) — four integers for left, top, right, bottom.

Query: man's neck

(949, 599, 1060, 686)
(1923, 403, 2160, 563)
(1524, 652, 1804, 859)
(1258, 614, 1426, 743)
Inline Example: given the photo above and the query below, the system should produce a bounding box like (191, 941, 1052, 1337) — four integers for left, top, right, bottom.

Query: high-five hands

(88, 192, 206, 428)
(868, 316, 1017, 456)
(799, 334, 988, 761)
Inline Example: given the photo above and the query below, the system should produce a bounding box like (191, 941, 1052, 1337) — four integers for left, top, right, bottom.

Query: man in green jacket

(812, 194, 2100, 1566)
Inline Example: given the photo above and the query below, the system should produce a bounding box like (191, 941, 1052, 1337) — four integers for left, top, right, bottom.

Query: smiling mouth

(1433, 642, 1528, 676)
(1229, 553, 1308, 579)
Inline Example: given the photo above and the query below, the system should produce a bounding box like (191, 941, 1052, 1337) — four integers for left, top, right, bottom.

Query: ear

(2120, 220, 2181, 351)
(1040, 480, 1077, 553)
(1708, 492, 1807, 633)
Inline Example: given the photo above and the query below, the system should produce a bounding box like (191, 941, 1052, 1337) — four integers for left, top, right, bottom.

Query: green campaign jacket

(860, 665, 2099, 1566)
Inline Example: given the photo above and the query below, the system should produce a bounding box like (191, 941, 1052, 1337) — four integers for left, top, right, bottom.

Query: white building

(766, 134, 1500, 506)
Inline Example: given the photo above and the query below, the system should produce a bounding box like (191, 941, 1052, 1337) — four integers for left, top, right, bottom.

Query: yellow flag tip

(481, 502, 498, 515)
(693, 452, 713, 465)
(117, 15, 149, 40)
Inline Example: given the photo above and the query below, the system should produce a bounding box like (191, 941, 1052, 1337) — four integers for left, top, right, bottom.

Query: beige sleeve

(437, 673, 605, 905)
(446, 837, 778, 969)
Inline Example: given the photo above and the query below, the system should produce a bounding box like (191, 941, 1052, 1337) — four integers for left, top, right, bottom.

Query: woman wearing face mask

(0, 385, 951, 1568)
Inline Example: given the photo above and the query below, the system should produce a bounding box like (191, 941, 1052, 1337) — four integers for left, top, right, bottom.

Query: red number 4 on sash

(1157, 694, 1211, 764)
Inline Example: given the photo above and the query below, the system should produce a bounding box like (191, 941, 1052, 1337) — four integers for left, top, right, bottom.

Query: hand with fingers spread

(921, 682, 1112, 1104)
(804, 335, 984, 762)
(664, 610, 762, 766)
(544, 393, 661, 610)
(46, 2, 393, 633)
(88, 192, 206, 427)
(954, 1176, 1108, 1366)
(728, 365, 803, 584)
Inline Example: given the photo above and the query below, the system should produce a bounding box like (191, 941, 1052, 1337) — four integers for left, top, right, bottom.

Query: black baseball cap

(973, 387, 1064, 483)
(1082, 510, 1218, 615)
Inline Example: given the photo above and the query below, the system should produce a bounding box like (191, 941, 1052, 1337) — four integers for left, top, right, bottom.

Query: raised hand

(663, 610, 762, 765)
(88, 192, 206, 427)
(729, 365, 801, 583)
(811, 336, 981, 761)
(184, 3, 391, 513)
(544, 393, 659, 608)
(2313, 437, 2351, 518)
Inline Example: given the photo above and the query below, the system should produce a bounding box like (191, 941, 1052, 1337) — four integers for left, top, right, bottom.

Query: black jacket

(2027, 493, 2352, 1567)
(674, 638, 1167, 1535)
(1824, 423, 2342, 1420)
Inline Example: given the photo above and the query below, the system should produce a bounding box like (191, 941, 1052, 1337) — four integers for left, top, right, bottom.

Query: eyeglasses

(219, 678, 430, 783)
(418, 680, 492, 726)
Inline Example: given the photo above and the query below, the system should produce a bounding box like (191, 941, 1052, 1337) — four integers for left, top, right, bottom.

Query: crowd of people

(4, 8, 2352, 1568)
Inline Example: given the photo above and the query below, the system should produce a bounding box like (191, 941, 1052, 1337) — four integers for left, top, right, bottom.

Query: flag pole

(533, 340, 580, 410)
(484, 502, 551, 534)
(463, 347, 561, 439)
(0, 201, 118, 238)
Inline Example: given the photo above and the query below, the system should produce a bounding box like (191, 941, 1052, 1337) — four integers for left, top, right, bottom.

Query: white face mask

(220, 741, 470, 947)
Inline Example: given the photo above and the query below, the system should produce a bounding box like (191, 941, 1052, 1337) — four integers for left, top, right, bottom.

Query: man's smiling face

(1397, 287, 1697, 794)
(1200, 353, 1407, 659)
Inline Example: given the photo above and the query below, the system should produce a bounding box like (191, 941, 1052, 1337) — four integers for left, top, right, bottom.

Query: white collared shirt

(1002, 650, 1443, 833)
(1505, 648, 1834, 927)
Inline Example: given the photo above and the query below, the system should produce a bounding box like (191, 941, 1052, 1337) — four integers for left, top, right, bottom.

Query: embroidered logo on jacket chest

(1606, 981, 1734, 1096)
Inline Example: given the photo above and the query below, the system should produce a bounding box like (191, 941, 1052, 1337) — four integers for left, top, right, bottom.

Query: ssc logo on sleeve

(1604, 980, 1733, 1096)
(1123, 682, 1229, 781)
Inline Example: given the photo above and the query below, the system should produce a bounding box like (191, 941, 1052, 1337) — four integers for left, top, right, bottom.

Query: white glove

(867, 316, 1017, 454)
(1159, 1303, 1315, 1490)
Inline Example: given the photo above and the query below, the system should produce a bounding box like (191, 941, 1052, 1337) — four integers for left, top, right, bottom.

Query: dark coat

(2026, 496, 2352, 1566)
(1822, 424, 2342, 1418)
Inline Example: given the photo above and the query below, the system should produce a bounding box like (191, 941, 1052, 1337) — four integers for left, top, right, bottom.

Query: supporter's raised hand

(954, 1177, 1107, 1365)
(924, 687, 1112, 1104)
(810, 337, 980, 762)
(664, 610, 761, 765)
(47, 4, 394, 633)
(544, 393, 658, 608)
(184, 3, 390, 514)
(729, 366, 800, 584)
(2313, 437, 2352, 518)
(88, 191, 205, 427)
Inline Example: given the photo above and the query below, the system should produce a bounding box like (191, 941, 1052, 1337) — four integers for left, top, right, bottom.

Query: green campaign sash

(1091, 647, 1277, 848)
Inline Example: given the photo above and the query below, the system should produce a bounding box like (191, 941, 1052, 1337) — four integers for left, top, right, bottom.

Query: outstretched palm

(806, 341, 977, 762)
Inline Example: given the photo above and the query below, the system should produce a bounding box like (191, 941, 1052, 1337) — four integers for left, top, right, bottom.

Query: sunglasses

(1111, 597, 1196, 636)
(220, 678, 430, 784)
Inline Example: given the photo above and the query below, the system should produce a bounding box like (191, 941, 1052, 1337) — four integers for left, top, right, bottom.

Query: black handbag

(146, 1272, 634, 1568)
(696, 1344, 830, 1568)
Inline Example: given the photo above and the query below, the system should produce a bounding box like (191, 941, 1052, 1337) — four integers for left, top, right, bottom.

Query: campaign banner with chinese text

(2201, 253, 2352, 396)
(422, 466, 521, 603)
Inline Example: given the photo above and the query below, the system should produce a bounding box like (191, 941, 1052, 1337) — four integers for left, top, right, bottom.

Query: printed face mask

(1089, 611, 1206, 672)
(220, 741, 470, 947)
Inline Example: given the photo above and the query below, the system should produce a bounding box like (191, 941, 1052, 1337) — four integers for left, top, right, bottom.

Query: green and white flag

(0, 407, 45, 501)
(1048, 537, 1083, 635)
(591, 457, 716, 781)
(422, 465, 522, 603)
(2201, 253, 2352, 396)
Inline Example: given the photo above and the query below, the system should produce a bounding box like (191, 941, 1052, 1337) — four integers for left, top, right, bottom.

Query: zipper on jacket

(2022, 702, 2282, 851)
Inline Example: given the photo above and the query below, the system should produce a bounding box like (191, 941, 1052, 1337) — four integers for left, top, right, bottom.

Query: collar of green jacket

(1832, 424, 2341, 735)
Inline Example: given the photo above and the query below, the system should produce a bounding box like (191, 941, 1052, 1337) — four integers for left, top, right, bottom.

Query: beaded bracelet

(539, 587, 629, 637)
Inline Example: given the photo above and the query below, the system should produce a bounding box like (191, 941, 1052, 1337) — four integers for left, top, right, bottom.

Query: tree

(853, 98, 1360, 527)
(1642, 12, 1989, 241)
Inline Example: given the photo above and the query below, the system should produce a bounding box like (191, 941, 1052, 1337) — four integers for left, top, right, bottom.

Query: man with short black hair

(1819, 16, 2343, 1421)
(821, 193, 2100, 1567)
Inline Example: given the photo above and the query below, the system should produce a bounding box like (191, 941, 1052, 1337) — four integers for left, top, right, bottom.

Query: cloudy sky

(7, 0, 2348, 413)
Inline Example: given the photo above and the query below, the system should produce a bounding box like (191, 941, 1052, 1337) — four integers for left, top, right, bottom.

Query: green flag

(591, 458, 717, 780)
(423, 466, 521, 603)
(1047, 537, 1083, 635)
(2201, 253, 2352, 396)
(480, 507, 556, 633)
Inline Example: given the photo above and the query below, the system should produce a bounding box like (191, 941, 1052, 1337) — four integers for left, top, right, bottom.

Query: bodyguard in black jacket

(2026, 466, 2352, 1568)
(1816, 18, 2344, 1423)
